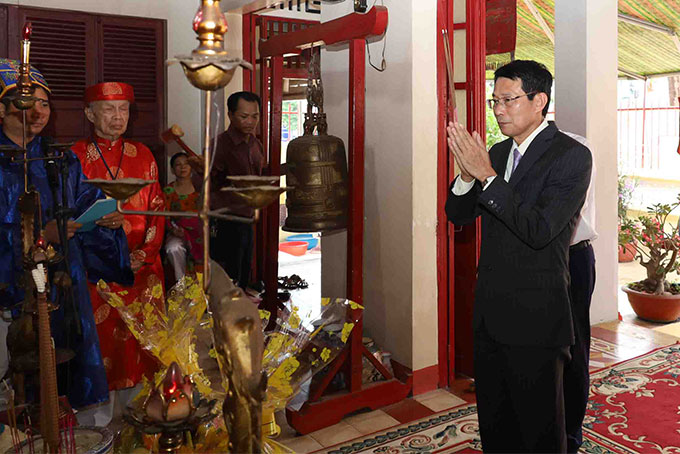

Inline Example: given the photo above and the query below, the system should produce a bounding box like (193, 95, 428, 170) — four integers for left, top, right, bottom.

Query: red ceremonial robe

(72, 136, 165, 390)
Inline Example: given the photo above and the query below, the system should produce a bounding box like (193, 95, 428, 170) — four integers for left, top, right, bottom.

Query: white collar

(512, 119, 549, 156)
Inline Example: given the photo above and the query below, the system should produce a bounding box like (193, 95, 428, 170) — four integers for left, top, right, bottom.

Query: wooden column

(263, 55, 284, 326)
(347, 38, 365, 392)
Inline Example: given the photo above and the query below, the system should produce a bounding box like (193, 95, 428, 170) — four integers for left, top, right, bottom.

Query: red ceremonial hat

(84, 82, 135, 103)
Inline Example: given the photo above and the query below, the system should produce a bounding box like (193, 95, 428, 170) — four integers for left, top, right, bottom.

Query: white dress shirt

(450, 121, 598, 245)
(563, 132, 598, 245)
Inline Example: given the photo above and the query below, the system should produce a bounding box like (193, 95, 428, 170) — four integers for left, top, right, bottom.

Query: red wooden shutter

(14, 7, 96, 141)
(0, 6, 8, 58)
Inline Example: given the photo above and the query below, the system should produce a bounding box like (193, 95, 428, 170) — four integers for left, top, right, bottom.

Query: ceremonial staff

(14, 22, 61, 454)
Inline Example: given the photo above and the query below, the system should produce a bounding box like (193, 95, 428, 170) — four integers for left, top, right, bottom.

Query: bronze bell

(284, 48, 348, 232)
(283, 112, 348, 232)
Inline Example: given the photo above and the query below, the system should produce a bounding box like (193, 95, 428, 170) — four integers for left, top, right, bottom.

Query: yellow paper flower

(268, 356, 300, 399)
(349, 301, 364, 310)
(97, 277, 214, 400)
(151, 284, 163, 298)
(288, 308, 301, 330)
(341, 322, 355, 343)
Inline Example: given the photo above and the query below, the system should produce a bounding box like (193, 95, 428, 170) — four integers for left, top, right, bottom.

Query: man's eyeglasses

(487, 92, 537, 109)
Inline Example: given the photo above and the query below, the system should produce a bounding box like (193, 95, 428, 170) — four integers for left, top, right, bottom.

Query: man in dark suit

(445, 60, 592, 453)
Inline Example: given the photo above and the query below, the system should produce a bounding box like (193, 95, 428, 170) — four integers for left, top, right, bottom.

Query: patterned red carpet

(582, 343, 680, 453)
(317, 343, 680, 453)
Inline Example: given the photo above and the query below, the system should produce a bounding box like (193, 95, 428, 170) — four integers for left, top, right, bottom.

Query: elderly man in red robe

(72, 82, 165, 424)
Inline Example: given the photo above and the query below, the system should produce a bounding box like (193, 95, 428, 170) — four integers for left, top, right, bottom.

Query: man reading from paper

(72, 82, 165, 424)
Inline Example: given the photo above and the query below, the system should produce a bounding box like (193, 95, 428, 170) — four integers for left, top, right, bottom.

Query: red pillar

(347, 38, 366, 392)
(263, 56, 284, 326)
(242, 13, 254, 91)
(436, 0, 455, 389)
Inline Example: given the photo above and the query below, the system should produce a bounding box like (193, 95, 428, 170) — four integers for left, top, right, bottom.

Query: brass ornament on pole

(171, 0, 252, 91)
(283, 50, 349, 232)
(113, 2, 271, 452)
(14, 23, 36, 111)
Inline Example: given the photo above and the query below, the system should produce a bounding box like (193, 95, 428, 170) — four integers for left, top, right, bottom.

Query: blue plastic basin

(286, 234, 318, 250)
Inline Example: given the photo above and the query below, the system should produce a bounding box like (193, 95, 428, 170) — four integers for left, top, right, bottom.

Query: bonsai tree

(619, 194, 680, 295)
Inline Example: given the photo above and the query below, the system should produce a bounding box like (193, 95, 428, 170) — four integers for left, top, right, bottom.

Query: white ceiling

(222, 0, 281, 14)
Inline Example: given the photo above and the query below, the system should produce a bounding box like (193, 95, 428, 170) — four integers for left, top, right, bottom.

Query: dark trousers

(474, 322, 571, 453)
(565, 244, 596, 453)
(210, 219, 254, 289)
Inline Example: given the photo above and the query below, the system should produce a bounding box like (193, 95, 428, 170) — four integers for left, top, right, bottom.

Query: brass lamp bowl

(11, 96, 35, 110)
(173, 56, 252, 92)
(226, 175, 281, 188)
(221, 186, 290, 209)
(0, 145, 25, 157)
(180, 62, 236, 91)
(84, 178, 154, 200)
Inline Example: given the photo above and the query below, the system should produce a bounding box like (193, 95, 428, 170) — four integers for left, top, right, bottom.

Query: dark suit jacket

(445, 122, 592, 348)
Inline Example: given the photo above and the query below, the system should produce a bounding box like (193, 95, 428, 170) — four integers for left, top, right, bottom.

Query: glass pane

(291, 115, 299, 135)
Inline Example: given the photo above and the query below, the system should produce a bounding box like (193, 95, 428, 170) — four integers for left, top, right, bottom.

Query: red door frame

(259, 8, 413, 434)
(436, 0, 455, 389)
(436, 0, 486, 387)
(242, 13, 319, 286)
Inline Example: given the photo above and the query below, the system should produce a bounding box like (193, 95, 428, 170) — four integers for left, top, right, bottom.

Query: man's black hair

(170, 151, 188, 168)
(227, 91, 261, 113)
(494, 60, 552, 117)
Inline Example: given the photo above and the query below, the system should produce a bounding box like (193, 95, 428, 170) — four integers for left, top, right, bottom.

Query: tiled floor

(274, 316, 680, 453)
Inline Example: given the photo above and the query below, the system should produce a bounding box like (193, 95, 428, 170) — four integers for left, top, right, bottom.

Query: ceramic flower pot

(622, 285, 680, 323)
(618, 242, 636, 263)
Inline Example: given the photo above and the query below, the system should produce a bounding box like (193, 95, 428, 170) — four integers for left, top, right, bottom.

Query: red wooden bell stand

(258, 6, 413, 434)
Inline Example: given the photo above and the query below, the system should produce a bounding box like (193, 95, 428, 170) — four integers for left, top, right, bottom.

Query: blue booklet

(75, 198, 117, 232)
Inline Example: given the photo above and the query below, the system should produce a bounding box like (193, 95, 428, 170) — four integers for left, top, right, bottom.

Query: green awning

(487, 0, 680, 78)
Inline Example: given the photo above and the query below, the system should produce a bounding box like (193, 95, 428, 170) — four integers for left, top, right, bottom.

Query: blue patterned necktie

(511, 147, 522, 176)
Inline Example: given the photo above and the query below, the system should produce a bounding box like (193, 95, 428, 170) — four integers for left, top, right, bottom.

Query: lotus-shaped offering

(143, 362, 198, 423)
(123, 362, 217, 452)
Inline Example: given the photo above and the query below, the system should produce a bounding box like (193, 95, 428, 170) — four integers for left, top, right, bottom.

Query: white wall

(555, 0, 619, 324)
(1, 0, 249, 157)
(410, 0, 439, 372)
(320, 0, 439, 372)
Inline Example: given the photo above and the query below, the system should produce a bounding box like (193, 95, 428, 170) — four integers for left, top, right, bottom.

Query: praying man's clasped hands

(446, 122, 497, 184)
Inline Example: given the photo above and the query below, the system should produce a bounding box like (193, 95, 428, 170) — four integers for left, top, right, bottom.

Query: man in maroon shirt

(209, 91, 264, 288)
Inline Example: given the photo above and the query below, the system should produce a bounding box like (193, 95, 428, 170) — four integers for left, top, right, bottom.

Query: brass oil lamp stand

(88, 2, 273, 453)
(3, 22, 76, 454)
(87, 0, 290, 294)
